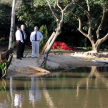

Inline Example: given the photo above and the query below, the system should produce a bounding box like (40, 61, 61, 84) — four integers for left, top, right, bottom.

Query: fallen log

(27, 72, 49, 77)
(28, 65, 50, 73)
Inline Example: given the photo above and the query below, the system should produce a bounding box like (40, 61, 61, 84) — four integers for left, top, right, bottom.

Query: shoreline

(6, 52, 106, 77)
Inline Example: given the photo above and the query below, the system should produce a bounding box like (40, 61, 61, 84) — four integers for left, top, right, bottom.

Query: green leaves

(0, 61, 7, 78)
(39, 25, 49, 52)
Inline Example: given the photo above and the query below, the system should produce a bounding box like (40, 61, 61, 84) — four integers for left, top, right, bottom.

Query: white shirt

(15, 30, 23, 42)
(21, 30, 27, 40)
(30, 31, 43, 42)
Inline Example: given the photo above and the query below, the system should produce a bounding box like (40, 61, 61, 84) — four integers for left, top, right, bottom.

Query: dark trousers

(16, 40, 22, 58)
(21, 40, 26, 57)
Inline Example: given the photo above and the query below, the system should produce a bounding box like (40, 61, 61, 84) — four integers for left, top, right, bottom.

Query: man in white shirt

(15, 25, 24, 60)
(21, 24, 27, 58)
(30, 26, 43, 58)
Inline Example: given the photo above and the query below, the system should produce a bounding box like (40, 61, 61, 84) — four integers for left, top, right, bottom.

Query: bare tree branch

(56, 0, 62, 12)
(46, 0, 58, 20)
(75, 1, 92, 36)
(63, 1, 74, 12)
(74, 1, 88, 14)
(77, 29, 88, 38)
(56, 0, 74, 23)
(56, 0, 63, 23)
(96, 5, 106, 39)
(96, 33, 108, 45)
(86, 0, 92, 36)
(65, 12, 88, 37)
(87, 0, 90, 11)
(54, 0, 57, 8)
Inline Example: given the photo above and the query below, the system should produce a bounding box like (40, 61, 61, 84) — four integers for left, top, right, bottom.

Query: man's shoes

(21, 57, 25, 58)
(17, 57, 22, 60)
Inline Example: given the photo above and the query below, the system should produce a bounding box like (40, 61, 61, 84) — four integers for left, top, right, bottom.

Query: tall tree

(39, 0, 74, 67)
(71, 0, 108, 53)
(8, 0, 16, 49)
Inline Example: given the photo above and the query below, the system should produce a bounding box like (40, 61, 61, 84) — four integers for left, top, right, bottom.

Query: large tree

(71, 0, 108, 53)
(39, 0, 74, 67)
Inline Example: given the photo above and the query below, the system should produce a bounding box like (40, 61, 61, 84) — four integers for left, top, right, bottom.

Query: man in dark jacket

(20, 24, 27, 58)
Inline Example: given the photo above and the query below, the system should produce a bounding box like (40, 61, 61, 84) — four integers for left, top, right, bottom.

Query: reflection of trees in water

(1, 67, 108, 108)
(39, 77, 56, 108)
(0, 78, 6, 91)
(0, 78, 7, 108)
(77, 66, 108, 108)
(0, 77, 42, 108)
(8, 77, 55, 108)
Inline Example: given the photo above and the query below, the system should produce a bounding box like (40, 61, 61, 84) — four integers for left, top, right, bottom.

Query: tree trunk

(91, 43, 100, 53)
(37, 32, 56, 61)
(39, 0, 74, 67)
(8, 0, 16, 49)
(40, 28, 61, 67)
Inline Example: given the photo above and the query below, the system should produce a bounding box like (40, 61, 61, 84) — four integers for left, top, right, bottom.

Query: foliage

(0, 0, 12, 5)
(70, 0, 108, 37)
(0, 61, 7, 78)
(0, 3, 11, 40)
(64, 0, 108, 51)
(16, 1, 55, 30)
(0, 40, 8, 46)
(39, 25, 49, 52)
(15, 0, 108, 49)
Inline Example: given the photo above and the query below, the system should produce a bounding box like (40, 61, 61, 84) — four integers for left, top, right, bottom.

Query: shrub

(39, 25, 49, 52)
(0, 40, 8, 46)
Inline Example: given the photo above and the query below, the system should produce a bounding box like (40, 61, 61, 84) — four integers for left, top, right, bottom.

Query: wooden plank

(92, 59, 108, 63)
(37, 42, 48, 61)
(37, 32, 55, 61)
(27, 72, 49, 77)
(28, 65, 50, 73)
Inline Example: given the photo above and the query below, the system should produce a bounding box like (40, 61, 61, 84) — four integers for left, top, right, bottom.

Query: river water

(0, 66, 108, 108)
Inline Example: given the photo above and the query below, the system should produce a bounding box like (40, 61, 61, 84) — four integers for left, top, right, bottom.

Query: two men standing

(15, 24, 27, 60)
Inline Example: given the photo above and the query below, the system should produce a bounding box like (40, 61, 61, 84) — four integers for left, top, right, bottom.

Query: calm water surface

(0, 66, 108, 108)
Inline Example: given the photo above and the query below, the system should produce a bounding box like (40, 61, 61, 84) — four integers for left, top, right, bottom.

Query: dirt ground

(6, 49, 108, 77)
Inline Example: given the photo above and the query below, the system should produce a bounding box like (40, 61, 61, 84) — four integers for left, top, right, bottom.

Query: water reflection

(77, 66, 108, 96)
(14, 92, 23, 108)
(40, 78, 56, 108)
(76, 66, 108, 108)
(29, 77, 41, 107)
(0, 78, 7, 108)
(0, 66, 108, 108)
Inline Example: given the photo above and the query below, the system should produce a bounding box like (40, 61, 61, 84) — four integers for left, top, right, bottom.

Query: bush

(39, 25, 49, 52)
(0, 40, 8, 46)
